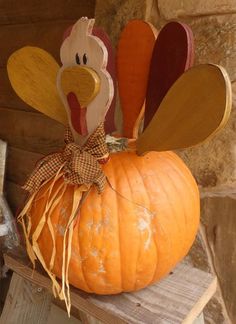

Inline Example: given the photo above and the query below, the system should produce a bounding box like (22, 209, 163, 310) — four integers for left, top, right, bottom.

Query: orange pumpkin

(29, 150, 199, 294)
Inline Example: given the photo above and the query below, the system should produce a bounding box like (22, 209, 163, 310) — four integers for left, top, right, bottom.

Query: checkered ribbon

(23, 123, 109, 194)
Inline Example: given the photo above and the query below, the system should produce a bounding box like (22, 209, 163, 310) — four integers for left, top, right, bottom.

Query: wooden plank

(46, 304, 79, 324)
(6, 147, 43, 186)
(0, 107, 64, 155)
(3, 255, 127, 324)
(5, 181, 27, 214)
(0, 272, 52, 324)
(0, 20, 80, 68)
(0, 1, 95, 25)
(4, 254, 217, 324)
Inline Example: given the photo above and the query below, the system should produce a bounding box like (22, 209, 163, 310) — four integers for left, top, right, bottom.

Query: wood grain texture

(144, 22, 194, 129)
(5, 181, 27, 215)
(0, 68, 37, 112)
(46, 304, 79, 324)
(0, 21, 81, 68)
(117, 20, 157, 138)
(137, 64, 232, 154)
(0, 272, 52, 324)
(0, 108, 64, 155)
(6, 147, 43, 186)
(4, 254, 217, 324)
(7, 46, 68, 125)
(92, 27, 117, 134)
(0, 1, 95, 25)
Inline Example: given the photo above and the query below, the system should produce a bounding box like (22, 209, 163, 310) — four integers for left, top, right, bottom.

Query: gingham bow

(23, 123, 109, 194)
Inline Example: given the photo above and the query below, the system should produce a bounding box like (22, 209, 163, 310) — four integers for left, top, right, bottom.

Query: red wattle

(67, 92, 88, 136)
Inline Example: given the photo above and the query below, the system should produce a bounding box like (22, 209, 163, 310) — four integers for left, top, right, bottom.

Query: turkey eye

(75, 53, 80, 65)
(83, 53, 88, 65)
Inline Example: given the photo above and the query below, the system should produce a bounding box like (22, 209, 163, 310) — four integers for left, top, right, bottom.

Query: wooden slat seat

(1, 254, 216, 324)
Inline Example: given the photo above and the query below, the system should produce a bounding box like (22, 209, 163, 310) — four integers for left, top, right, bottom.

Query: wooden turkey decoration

(7, 17, 232, 313)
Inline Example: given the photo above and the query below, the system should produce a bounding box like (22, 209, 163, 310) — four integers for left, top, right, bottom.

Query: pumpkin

(29, 150, 199, 294)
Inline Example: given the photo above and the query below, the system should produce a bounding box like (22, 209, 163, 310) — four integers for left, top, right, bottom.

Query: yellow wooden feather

(7, 46, 68, 125)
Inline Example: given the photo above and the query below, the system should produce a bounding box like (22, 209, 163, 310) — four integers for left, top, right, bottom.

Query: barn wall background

(0, 0, 236, 323)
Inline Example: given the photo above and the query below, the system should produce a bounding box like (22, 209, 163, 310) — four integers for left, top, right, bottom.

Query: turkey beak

(60, 65, 100, 108)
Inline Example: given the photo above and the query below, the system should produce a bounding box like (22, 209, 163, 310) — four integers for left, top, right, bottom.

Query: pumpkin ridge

(119, 154, 142, 290)
(100, 185, 110, 288)
(147, 155, 176, 277)
(78, 190, 97, 292)
(128, 154, 160, 285)
(76, 202, 94, 292)
(89, 190, 101, 291)
(107, 156, 123, 291)
(164, 156, 193, 255)
(118, 154, 142, 291)
(158, 159, 188, 258)
(162, 152, 200, 251)
(68, 190, 92, 293)
(147, 152, 178, 281)
(121, 153, 158, 289)
(112, 154, 138, 291)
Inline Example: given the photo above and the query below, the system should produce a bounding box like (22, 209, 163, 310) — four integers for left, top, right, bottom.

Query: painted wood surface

(144, 21, 194, 129)
(0, 68, 35, 111)
(117, 20, 157, 138)
(137, 64, 232, 154)
(60, 66, 100, 109)
(4, 254, 216, 324)
(7, 46, 68, 125)
(59, 18, 114, 144)
(92, 27, 117, 134)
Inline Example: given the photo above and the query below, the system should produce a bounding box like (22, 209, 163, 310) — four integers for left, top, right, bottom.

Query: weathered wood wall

(0, 1, 95, 213)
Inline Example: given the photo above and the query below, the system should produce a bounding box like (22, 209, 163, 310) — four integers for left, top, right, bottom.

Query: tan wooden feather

(137, 64, 232, 154)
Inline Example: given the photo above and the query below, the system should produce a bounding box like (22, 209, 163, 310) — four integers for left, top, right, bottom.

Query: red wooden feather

(144, 22, 194, 129)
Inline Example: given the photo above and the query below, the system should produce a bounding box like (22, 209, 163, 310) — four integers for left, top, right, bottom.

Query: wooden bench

(0, 253, 216, 324)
